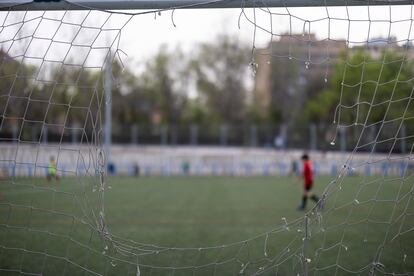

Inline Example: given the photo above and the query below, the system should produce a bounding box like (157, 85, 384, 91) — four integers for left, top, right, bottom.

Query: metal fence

(1, 123, 411, 153)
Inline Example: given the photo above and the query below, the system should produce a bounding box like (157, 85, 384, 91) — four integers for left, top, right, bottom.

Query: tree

(0, 50, 39, 139)
(140, 45, 189, 126)
(192, 34, 251, 125)
(304, 50, 414, 126)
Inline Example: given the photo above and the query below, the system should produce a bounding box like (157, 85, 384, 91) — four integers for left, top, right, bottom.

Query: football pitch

(1, 176, 413, 275)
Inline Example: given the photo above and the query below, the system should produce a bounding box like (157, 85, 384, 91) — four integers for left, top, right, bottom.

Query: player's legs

(299, 185, 322, 210)
(298, 187, 311, 210)
(48, 172, 58, 182)
(308, 190, 323, 210)
(310, 193, 319, 202)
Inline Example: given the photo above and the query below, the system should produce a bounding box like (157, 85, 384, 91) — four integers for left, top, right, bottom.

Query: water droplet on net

(249, 61, 258, 75)
(111, 260, 117, 267)
(282, 217, 290, 231)
(305, 258, 311, 263)
(404, 254, 407, 262)
(324, 78, 328, 83)
(305, 61, 310, 69)
(239, 263, 248, 274)
(354, 199, 360, 205)
(330, 141, 336, 146)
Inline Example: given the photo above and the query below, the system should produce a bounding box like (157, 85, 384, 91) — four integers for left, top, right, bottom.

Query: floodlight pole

(104, 52, 112, 167)
(1, 0, 413, 11)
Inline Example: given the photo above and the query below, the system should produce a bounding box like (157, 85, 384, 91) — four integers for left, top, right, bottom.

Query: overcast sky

(116, 5, 414, 64)
(1, 5, 413, 69)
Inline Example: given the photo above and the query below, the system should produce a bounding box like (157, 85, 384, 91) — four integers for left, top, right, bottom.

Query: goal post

(1, 0, 414, 11)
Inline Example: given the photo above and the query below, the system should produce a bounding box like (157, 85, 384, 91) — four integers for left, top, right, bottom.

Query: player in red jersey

(298, 153, 320, 211)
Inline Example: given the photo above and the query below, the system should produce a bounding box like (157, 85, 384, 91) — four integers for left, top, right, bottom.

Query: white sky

(116, 5, 414, 65)
(1, 5, 413, 70)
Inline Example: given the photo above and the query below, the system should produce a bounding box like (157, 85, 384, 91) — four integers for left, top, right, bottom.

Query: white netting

(0, 1, 413, 275)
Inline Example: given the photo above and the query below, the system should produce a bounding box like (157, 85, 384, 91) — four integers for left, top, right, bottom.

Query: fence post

(400, 124, 406, 154)
(131, 124, 138, 145)
(273, 124, 287, 149)
(32, 126, 37, 143)
(71, 124, 79, 144)
(42, 125, 48, 144)
(310, 124, 317, 151)
(220, 125, 228, 146)
(12, 124, 17, 143)
(170, 125, 177, 146)
(340, 127, 346, 152)
(190, 124, 198, 146)
(250, 125, 257, 147)
(370, 125, 377, 153)
(161, 125, 168, 146)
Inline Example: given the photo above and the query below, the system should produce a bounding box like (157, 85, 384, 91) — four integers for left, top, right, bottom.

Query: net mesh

(0, 1, 413, 275)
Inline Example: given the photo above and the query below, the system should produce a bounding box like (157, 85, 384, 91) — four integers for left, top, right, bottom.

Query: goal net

(0, 0, 413, 275)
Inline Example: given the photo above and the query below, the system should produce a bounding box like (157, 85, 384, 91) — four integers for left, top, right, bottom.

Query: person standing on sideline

(47, 156, 59, 182)
(298, 153, 320, 210)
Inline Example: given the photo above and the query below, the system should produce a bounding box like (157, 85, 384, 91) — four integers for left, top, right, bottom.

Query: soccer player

(47, 156, 59, 182)
(298, 153, 319, 210)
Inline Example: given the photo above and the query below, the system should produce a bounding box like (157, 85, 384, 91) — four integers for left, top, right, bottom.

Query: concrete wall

(0, 144, 411, 177)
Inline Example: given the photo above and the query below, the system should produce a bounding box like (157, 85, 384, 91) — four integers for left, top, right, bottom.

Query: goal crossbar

(1, 0, 413, 11)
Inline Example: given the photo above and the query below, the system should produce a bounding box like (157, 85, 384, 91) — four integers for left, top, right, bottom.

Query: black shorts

(305, 186, 313, 192)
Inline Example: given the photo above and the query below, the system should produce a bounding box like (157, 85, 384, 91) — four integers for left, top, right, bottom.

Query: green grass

(0, 176, 413, 275)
